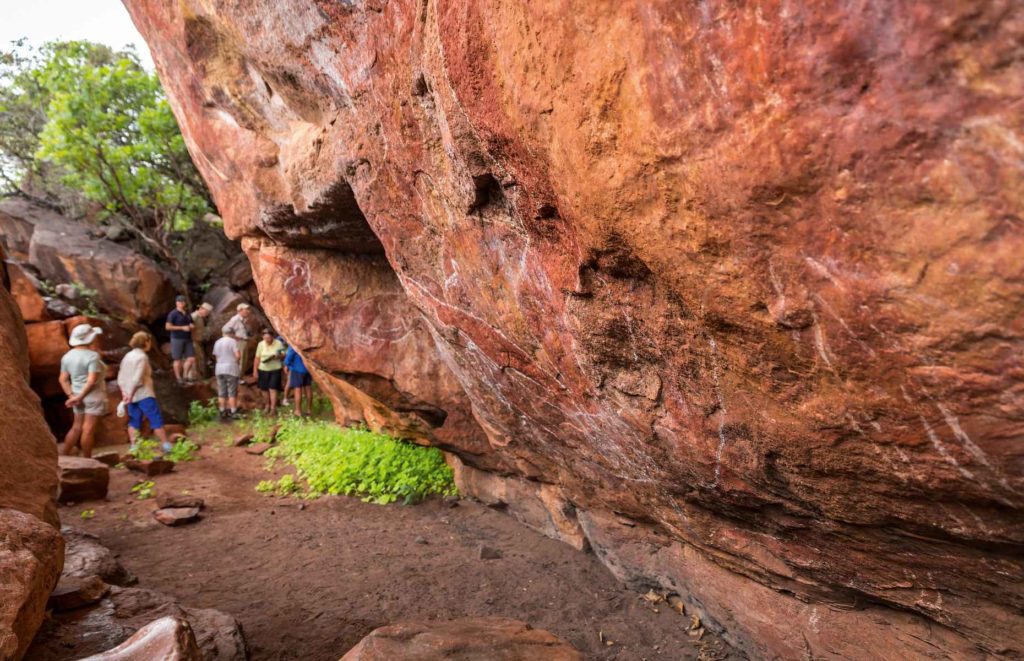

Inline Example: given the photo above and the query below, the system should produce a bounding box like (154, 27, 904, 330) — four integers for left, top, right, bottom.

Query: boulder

(0, 199, 41, 260)
(26, 586, 248, 660)
(0, 510, 64, 661)
(125, 1, 1024, 657)
(5, 261, 48, 323)
(47, 574, 110, 612)
(60, 527, 136, 587)
(81, 616, 202, 661)
(25, 320, 67, 380)
(340, 617, 582, 661)
(0, 200, 178, 323)
(0, 281, 63, 660)
(152, 507, 201, 526)
(44, 298, 78, 319)
(57, 457, 110, 504)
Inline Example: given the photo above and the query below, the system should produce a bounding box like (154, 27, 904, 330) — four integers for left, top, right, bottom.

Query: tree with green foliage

(0, 40, 212, 283)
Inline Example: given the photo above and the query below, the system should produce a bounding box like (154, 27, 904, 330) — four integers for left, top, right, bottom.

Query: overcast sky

(0, 0, 154, 68)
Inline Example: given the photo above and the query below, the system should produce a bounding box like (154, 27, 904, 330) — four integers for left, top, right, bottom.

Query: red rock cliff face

(124, 1, 1024, 657)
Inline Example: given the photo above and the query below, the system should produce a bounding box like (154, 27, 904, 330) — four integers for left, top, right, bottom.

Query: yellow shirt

(255, 339, 285, 371)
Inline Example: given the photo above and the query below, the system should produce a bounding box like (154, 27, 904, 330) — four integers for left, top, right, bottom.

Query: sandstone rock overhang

(123, 1, 1024, 657)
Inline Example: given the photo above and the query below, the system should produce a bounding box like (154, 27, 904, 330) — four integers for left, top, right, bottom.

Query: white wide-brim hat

(68, 323, 103, 347)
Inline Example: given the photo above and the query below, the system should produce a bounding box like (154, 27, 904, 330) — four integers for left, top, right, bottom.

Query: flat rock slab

(81, 616, 202, 661)
(156, 494, 205, 509)
(244, 443, 271, 455)
(152, 507, 201, 526)
(58, 456, 110, 504)
(340, 617, 583, 660)
(124, 459, 175, 476)
(233, 433, 254, 447)
(48, 575, 110, 612)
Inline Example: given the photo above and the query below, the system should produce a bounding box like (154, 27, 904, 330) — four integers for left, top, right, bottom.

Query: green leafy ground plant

(260, 419, 456, 504)
(188, 398, 219, 427)
(166, 438, 199, 462)
(131, 481, 155, 500)
(128, 438, 159, 461)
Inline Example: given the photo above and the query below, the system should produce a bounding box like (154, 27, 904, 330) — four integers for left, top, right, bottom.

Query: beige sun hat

(68, 323, 103, 347)
(236, 303, 251, 311)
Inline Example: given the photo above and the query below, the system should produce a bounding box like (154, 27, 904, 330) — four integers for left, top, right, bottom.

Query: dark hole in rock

(537, 203, 559, 220)
(468, 173, 505, 214)
(412, 74, 428, 96)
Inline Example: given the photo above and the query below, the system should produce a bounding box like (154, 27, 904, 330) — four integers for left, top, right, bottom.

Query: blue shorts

(128, 397, 165, 431)
(288, 371, 312, 389)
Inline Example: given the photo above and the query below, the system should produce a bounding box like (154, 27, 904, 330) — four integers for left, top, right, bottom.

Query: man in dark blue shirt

(165, 295, 195, 385)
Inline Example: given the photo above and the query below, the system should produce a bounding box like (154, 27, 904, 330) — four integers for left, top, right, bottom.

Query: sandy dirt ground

(40, 421, 736, 660)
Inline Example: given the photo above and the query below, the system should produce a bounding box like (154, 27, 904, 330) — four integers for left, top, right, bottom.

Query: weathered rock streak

(124, 1, 1024, 657)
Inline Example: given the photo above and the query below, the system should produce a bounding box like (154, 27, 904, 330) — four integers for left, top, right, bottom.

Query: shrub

(260, 419, 456, 504)
(128, 438, 159, 461)
(166, 438, 199, 462)
(188, 398, 219, 427)
(130, 480, 155, 500)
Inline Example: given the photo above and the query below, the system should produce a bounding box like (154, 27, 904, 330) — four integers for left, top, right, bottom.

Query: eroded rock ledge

(124, 1, 1024, 657)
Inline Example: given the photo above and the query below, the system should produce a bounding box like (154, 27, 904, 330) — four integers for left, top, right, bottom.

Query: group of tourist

(58, 296, 314, 458)
(58, 324, 169, 459)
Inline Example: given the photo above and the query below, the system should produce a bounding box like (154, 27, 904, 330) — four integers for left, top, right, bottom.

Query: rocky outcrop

(340, 617, 582, 661)
(0, 199, 177, 323)
(126, 1, 1024, 657)
(0, 264, 63, 661)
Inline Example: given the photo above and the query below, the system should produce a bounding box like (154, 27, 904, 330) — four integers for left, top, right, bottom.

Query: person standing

(222, 302, 253, 380)
(253, 329, 285, 415)
(212, 330, 242, 419)
(190, 301, 214, 380)
(283, 344, 312, 417)
(165, 295, 195, 385)
(118, 332, 172, 452)
(59, 324, 108, 458)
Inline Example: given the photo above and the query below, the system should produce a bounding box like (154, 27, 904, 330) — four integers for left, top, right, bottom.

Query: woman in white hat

(59, 323, 108, 458)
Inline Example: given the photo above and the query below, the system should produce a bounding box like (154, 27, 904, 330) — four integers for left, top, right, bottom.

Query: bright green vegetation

(256, 473, 301, 497)
(188, 398, 220, 427)
(130, 480, 155, 500)
(259, 419, 457, 505)
(127, 438, 160, 461)
(166, 438, 199, 463)
(80, 509, 95, 520)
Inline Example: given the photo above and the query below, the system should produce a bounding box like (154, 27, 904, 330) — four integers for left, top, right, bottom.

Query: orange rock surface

(124, 1, 1024, 656)
(0, 267, 64, 660)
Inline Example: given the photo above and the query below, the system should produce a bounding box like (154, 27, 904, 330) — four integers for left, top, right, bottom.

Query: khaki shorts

(74, 394, 108, 417)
